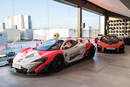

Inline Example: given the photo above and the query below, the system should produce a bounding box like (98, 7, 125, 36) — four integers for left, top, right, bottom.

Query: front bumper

(11, 64, 49, 75)
(10, 67, 37, 75)
(12, 62, 40, 72)
(12, 61, 49, 74)
(97, 41, 124, 52)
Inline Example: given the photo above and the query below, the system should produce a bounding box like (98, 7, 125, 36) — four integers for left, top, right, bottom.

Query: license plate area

(106, 48, 116, 50)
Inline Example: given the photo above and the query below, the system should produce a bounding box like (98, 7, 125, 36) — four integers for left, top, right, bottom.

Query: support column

(100, 16, 105, 35)
(77, 6, 82, 38)
(104, 15, 109, 35)
(100, 15, 109, 35)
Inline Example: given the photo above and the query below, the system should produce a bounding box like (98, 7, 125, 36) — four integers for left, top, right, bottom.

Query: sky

(0, 0, 100, 29)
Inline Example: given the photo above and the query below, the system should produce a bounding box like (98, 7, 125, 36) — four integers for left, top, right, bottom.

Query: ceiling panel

(88, 0, 130, 17)
(120, 0, 130, 10)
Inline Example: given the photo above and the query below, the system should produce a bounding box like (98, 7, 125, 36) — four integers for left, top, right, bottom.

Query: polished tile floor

(0, 46, 130, 87)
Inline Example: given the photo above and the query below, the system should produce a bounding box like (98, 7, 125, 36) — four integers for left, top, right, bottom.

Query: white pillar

(100, 16, 105, 35)
(77, 6, 82, 37)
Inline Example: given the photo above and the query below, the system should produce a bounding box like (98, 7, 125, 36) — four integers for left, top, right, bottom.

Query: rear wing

(60, 37, 98, 43)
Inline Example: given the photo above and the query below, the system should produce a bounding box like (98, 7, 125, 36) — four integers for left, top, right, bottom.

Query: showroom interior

(0, 0, 130, 87)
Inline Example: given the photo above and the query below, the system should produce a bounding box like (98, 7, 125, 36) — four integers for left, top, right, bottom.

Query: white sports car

(11, 38, 96, 74)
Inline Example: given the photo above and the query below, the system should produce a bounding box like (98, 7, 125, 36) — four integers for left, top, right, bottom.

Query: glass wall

(0, 0, 100, 61)
(82, 10, 100, 38)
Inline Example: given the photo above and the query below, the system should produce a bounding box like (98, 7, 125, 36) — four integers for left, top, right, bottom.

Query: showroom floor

(0, 46, 130, 87)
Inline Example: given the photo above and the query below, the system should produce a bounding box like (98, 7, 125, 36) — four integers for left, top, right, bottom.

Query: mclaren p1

(97, 35, 124, 53)
(11, 38, 96, 74)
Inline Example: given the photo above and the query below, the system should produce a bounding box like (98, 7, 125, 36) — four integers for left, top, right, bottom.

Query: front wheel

(48, 55, 65, 72)
(119, 45, 124, 53)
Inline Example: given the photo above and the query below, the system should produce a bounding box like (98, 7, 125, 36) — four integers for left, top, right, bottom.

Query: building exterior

(33, 28, 99, 41)
(33, 29, 48, 40)
(24, 16, 32, 29)
(0, 32, 7, 46)
(83, 26, 99, 38)
(21, 29, 33, 40)
(33, 29, 76, 40)
(0, 22, 5, 32)
(89, 29, 99, 38)
(47, 28, 76, 40)
(4, 29, 21, 42)
(4, 15, 32, 30)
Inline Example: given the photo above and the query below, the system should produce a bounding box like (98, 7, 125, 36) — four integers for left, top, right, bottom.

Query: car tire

(119, 46, 124, 53)
(97, 45, 102, 52)
(48, 54, 65, 72)
(97, 47, 102, 52)
(85, 45, 95, 59)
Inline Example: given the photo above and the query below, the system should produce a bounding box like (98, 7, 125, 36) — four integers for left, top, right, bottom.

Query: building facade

(33, 28, 76, 40)
(83, 26, 99, 38)
(0, 22, 5, 32)
(4, 15, 32, 30)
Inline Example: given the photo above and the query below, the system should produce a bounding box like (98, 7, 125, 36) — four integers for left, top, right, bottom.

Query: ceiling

(55, 0, 130, 18)
(88, 0, 130, 17)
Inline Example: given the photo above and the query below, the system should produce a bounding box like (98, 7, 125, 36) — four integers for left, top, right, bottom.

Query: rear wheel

(119, 45, 124, 53)
(85, 45, 96, 59)
(48, 55, 65, 72)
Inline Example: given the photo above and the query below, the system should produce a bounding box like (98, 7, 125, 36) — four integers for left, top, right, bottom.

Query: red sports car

(97, 35, 124, 53)
(11, 38, 96, 74)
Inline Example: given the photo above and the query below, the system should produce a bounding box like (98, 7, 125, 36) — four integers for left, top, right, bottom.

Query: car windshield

(35, 39, 64, 51)
(100, 35, 119, 44)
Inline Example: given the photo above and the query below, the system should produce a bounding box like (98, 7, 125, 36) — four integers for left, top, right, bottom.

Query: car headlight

(33, 57, 48, 63)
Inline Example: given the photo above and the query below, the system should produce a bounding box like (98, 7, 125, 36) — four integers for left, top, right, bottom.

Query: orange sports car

(97, 35, 124, 53)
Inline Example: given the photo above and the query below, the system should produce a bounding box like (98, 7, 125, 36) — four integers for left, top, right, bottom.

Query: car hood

(13, 48, 59, 63)
(20, 47, 58, 57)
(13, 50, 41, 63)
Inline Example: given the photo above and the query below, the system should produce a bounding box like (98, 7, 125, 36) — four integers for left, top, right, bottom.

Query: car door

(61, 40, 81, 63)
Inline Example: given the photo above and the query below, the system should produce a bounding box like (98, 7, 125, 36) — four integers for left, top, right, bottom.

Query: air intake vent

(120, 0, 130, 10)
